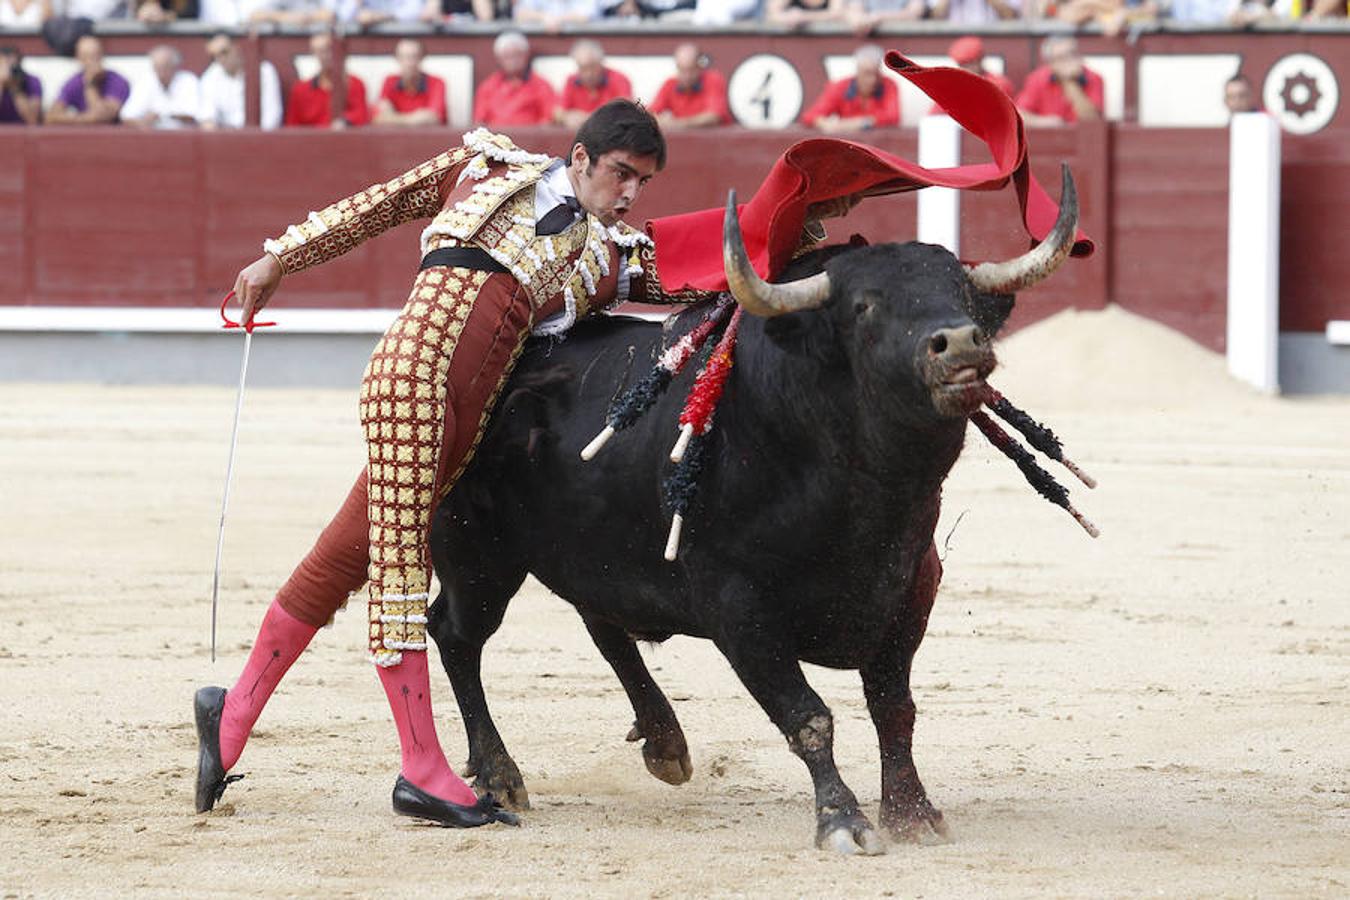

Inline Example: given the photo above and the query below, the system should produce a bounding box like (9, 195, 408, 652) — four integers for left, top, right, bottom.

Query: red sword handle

(219, 290, 277, 333)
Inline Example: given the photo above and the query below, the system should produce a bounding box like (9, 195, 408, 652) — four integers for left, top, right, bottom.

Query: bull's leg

(717, 631, 884, 856)
(580, 614, 692, 785)
(860, 647, 949, 844)
(425, 569, 531, 810)
(861, 543, 949, 843)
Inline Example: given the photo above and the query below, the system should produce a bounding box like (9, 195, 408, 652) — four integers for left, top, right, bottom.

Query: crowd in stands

(0, 0, 1343, 31)
(0, 26, 1279, 127)
(0, 0, 1341, 131)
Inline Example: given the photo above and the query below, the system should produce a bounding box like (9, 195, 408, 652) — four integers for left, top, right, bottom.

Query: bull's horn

(723, 189, 831, 317)
(966, 165, 1079, 295)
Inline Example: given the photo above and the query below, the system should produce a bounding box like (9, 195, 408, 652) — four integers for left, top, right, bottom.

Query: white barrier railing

(1226, 112, 1282, 394)
(916, 114, 962, 256)
(0, 306, 399, 334)
(0, 305, 667, 334)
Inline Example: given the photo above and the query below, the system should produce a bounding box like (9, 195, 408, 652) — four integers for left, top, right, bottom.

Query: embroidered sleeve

(611, 222, 720, 306)
(262, 145, 477, 276)
(628, 241, 721, 305)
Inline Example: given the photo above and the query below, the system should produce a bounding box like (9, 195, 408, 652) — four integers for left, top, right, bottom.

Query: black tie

(536, 196, 582, 236)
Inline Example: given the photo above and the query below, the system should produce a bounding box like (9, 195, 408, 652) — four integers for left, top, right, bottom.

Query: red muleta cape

(646, 52, 1094, 292)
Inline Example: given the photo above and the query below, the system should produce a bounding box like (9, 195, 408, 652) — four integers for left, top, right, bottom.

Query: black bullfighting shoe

(391, 776, 521, 828)
(194, 686, 243, 813)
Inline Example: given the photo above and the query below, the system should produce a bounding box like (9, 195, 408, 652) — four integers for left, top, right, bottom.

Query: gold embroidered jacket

(262, 129, 710, 336)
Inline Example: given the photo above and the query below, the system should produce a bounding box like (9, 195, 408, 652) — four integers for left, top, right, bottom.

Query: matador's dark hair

(573, 99, 667, 171)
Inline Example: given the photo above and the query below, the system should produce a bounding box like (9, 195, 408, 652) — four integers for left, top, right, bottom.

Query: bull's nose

(927, 324, 986, 359)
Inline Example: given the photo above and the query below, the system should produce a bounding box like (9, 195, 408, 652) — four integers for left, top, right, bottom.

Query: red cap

(948, 36, 984, 66)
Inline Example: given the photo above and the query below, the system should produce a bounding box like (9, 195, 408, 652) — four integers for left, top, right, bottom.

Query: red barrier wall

(2, 124, 1347, 351)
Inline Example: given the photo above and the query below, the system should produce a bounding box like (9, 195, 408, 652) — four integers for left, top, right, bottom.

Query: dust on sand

(1, 306, 1347, 898)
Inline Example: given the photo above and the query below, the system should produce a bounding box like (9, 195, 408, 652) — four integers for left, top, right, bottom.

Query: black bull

(425, 178, 1078, 854)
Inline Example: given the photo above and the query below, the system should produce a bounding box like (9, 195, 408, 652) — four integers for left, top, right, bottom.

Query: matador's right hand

(233, 254, 283, 326)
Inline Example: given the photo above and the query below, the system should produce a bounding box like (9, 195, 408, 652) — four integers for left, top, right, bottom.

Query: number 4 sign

(728, 53, 804, 129)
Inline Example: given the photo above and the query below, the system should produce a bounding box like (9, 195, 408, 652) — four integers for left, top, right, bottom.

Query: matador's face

(569, 146, 658, 227)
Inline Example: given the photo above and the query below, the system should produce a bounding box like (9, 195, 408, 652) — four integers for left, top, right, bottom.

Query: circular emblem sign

(728, 53, 803, 129)
(1262, 52, 1339, 135)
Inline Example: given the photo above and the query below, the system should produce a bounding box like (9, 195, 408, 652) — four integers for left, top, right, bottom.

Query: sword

(211, 291, 275, 662)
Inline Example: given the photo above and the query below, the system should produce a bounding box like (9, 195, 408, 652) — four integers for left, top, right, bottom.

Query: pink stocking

(218, 599, 318, 770)
(376, 650, 477, 806)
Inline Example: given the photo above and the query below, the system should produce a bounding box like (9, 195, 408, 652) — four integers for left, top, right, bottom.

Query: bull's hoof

(882, 801, 951, 845)
(642, 745, 693, 785)
(815, 810, 886, 857)
(626, 722, 693, 786)
(463, 753, 531, 811)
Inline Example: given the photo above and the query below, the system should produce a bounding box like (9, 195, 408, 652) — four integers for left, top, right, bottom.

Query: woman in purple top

(48, 35, 130, 125)
(0, 46, 41, 125)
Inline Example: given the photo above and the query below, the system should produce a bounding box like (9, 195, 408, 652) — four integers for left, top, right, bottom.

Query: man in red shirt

(285, 32, 369, 128)
(948, 36, 1014, 98)
(801, 44, 899, 133)
(555, 39, 631, 131)
(1015, 36, 1104, 126)
(473, 30, 555, 127)
(648, 42, 730, 130)
(374, 39, 446, 126)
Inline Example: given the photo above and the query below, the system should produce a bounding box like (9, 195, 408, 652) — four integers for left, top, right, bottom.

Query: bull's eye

(853, 300, 873, 318)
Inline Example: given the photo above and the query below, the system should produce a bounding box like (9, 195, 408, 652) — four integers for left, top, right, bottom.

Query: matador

(194, 101, 716, 828)
(192, 54, 1079, 830)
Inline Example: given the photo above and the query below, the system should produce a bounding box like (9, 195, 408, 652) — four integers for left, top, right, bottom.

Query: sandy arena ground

(1, 307, 1347, 898)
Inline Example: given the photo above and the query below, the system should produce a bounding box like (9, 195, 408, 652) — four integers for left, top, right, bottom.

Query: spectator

(196, 0, 244, 25)
(63, 0, 130, 18)
(285, 32, 369, 128)
(0, 46, 41, 126)
(845, 0, 924, 31)
(1163, 0, 1231, 21)
(418, 0, 498, 20)
(801, 44, 898, 133)
(649, 42, 730, 129)
(198, 32, 283, 131)
(554, 38, 631, 130)
(247, 0, 335, 26)
(1229, 0, 1290, 25)
(513, 0, 600, 29)
(373, 38, 446, 126)
(691, 0, 759, 23)
(135, 0, 199, 24)
(472, 30, 555, 126)
(1055, 0, 1158, 36)
(1303, 0, 1345, 18)
(196, 0, 254, 24)
(47, 35, 129, 126)
(122, 45, 200, 130)
(947, 36, 1014, 98)
(335, 0, 421, 26)
(926, 0, 1019, 23)
(765, 0, 849, 27)
(601, 0, 696, 17)
(1016, 36, 1104, 127)
(0, 0, 51, 27)
(1115, 0, 1161, 35)
(1224, 73, 1260, 117)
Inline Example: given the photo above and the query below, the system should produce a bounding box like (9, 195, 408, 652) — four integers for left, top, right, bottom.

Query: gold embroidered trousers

(360, 265, 552, 666)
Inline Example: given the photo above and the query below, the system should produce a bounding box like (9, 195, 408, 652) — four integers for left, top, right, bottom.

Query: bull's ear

(967, 291, 1015, 337)
(762, 309, 837, 360)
